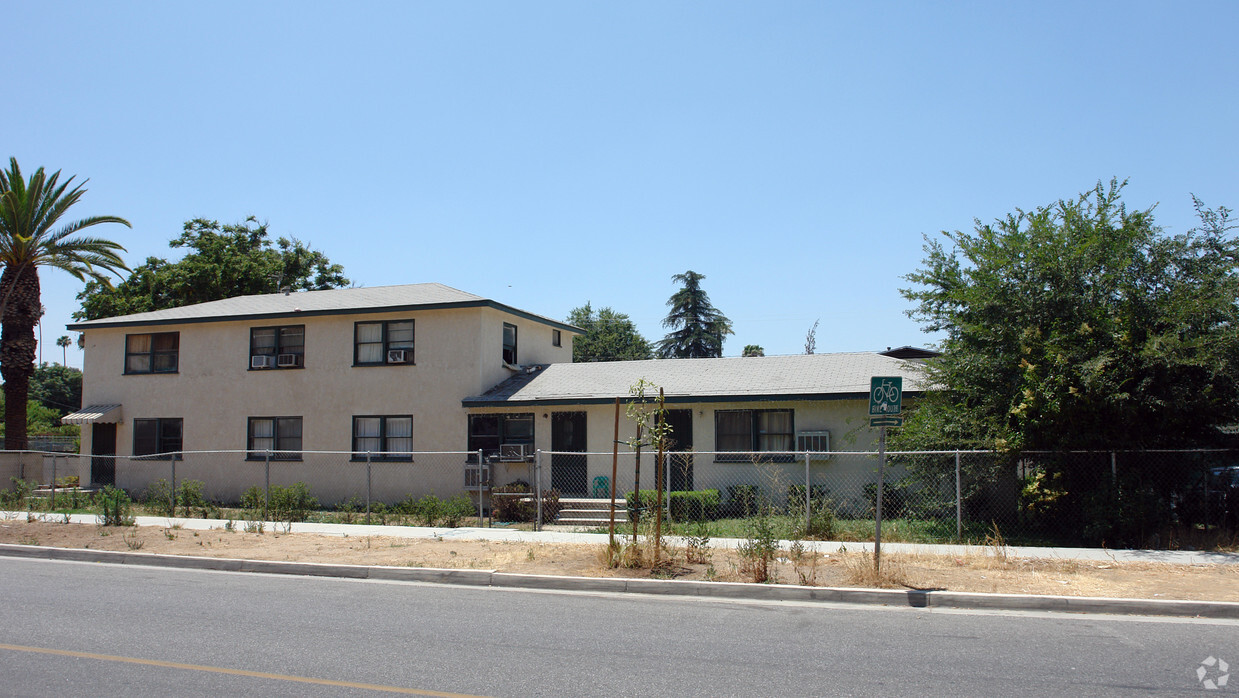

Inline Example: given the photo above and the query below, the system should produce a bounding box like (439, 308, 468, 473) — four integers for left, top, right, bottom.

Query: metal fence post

(804, 451, 811, 533)
(955, 451, 962, 540)
(535, 449, 543, 532)
(1111, 451, 1117, 491)
(264, 450, 271, 521)
(170, 452, 178, 515)
(477, 449, 485, 528)
(51, 455, 57, 510)
(366, 451, 372, 525)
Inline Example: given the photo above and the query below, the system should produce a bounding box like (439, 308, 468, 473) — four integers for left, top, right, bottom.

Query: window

(133, 418, 183, 458)
(552, 329, 561, 347)
(502, 323, 518, 364)
(714, 409, 794, 461)
(352, 415, 412, 460)
(250, 326, 305, 369)
(247, 417, 303, 460)
(354, 320, 414, 365)
(125, 332, 179, 374)
(468, 413, 533, 463)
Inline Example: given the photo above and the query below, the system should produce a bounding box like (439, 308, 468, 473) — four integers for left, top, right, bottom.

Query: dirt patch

(1, 520, 1236, 602)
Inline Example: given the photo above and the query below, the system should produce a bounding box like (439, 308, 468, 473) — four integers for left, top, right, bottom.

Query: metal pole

(955, 451, 962, 540)
(534, 449, 543, 532)
(477, 450, 485, 528)
(632, 423, 642, 544)
(366, 451, 372, 525)
(609, 397, 620, 545)
(264, 450, 271, 521)
(170, 453, 178, 516)
(1111, 451, 1117, 490)
(51, 455, 57, 510)
(875, 427, 886, 572)
(804, 451, 811, 533)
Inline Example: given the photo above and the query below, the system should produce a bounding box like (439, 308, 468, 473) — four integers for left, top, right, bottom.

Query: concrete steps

(555, 497, 631, 526)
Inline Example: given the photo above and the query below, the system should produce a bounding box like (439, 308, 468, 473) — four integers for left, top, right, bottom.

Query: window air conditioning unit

(796, 430, 831, 458)
(277, 353, 302, 367)
(465, 465, 490, 490)
(498, 443, 528, 462)
(387, 349, 409, 364)
(251, 355, 274, 369)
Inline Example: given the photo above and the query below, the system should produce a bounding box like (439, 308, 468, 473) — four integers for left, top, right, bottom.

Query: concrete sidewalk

(3, 510, 1239, 619)
(9, 509, 1238, 565)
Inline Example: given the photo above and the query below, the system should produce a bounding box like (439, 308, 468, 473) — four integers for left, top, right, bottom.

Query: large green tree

(0, 158, 129, 449)
(898, 180, 1239, 452)
(75, 217, 349, 321)
(656, 270, 733, 358)
(28, 362, 82, 416)
(566, 303, 653, 362)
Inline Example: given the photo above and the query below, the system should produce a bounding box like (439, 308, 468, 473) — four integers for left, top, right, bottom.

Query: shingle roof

(67, 283, 581, 332)
(464, 353, 927, 406)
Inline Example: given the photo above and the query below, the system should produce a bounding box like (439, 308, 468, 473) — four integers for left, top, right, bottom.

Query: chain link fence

(1, 447, 1236, 548)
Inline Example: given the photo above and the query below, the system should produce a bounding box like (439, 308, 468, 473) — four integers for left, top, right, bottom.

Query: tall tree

(0, 158, 129, 449)
(742, 344, 765, 357)
(55, 335, 71, 365)
(566, 303, 653, 362)
(804, 319, 819, 354)
(656, 270, 733, 358)
(898, 180, 1239, 452)
(28, 362, 82, 416)
(75, 217, 349, 321)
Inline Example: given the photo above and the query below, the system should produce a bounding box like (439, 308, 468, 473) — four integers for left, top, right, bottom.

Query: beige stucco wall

(77, 303, 574, 503)
(467, 398, 895, 513)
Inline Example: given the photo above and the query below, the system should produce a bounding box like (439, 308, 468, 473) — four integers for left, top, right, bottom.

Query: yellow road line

(0, 642, 488, 697)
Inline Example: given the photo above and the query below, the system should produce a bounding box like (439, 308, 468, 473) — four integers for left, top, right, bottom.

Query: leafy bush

(1, 478, 34, 510)
(97, 486, 134, 526)
(411, 494, 443, 526)
(863, 482, 908, 518)
(269, 482, 317, 523)
(240, 485, 265, 515)
(439, 495, 475, 527)
(491, 483, 536, 522)
(726, 484, 760, 518)
(625, 489, 720, 522)
(491, 482, 561, 524)
(738, 507, 781, 583)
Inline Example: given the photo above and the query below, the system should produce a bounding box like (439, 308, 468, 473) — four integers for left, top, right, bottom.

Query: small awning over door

(61, 404, 123, 425)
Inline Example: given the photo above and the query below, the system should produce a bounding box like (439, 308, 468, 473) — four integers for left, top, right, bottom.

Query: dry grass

(1, 521, 1238, 601)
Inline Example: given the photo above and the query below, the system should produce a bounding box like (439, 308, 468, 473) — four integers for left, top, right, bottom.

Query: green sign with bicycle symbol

(869, 376, 903, 417)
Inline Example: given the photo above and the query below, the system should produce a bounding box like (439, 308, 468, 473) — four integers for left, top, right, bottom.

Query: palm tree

(56, 335, 72, 366)
(0, 158, 129, 449)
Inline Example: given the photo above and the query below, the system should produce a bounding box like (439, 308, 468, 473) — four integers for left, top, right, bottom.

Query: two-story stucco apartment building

(64, 283, 926, 508)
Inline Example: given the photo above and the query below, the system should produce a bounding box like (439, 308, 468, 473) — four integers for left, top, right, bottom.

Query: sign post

(869, 377, 903, 572)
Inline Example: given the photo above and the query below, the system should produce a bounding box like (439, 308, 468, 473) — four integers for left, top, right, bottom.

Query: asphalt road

(0, 557, 1234, 697)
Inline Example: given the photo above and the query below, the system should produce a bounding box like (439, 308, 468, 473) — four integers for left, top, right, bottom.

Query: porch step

(554, 497, 631, 524)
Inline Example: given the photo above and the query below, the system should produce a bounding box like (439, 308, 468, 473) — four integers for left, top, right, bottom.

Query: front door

(551, 412, 587, 496)
(665, 409, 694, 491)
(91, 423, 116, 486)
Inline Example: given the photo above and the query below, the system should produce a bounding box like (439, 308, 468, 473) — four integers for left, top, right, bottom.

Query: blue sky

(6, 2, 1236, 368)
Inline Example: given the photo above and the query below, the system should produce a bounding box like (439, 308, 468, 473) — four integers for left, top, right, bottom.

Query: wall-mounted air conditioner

(277, 353, 302, 367)
(251, 355, 274, 369)
(387, 349, 409, 364)
(796, 430, 831, 458)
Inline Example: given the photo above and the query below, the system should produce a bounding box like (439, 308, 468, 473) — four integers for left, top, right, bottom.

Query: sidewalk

(4, 510, 1239, 619)
(9, 510, 1238, 566)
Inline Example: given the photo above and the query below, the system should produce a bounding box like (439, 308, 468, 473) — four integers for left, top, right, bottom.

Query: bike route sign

(869, 376, 903, 416)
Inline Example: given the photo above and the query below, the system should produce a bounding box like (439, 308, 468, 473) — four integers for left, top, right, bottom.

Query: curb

(1, 543, 1236, 619)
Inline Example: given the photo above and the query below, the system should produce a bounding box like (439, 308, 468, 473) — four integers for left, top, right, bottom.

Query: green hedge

(625, 489, 721, 522)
